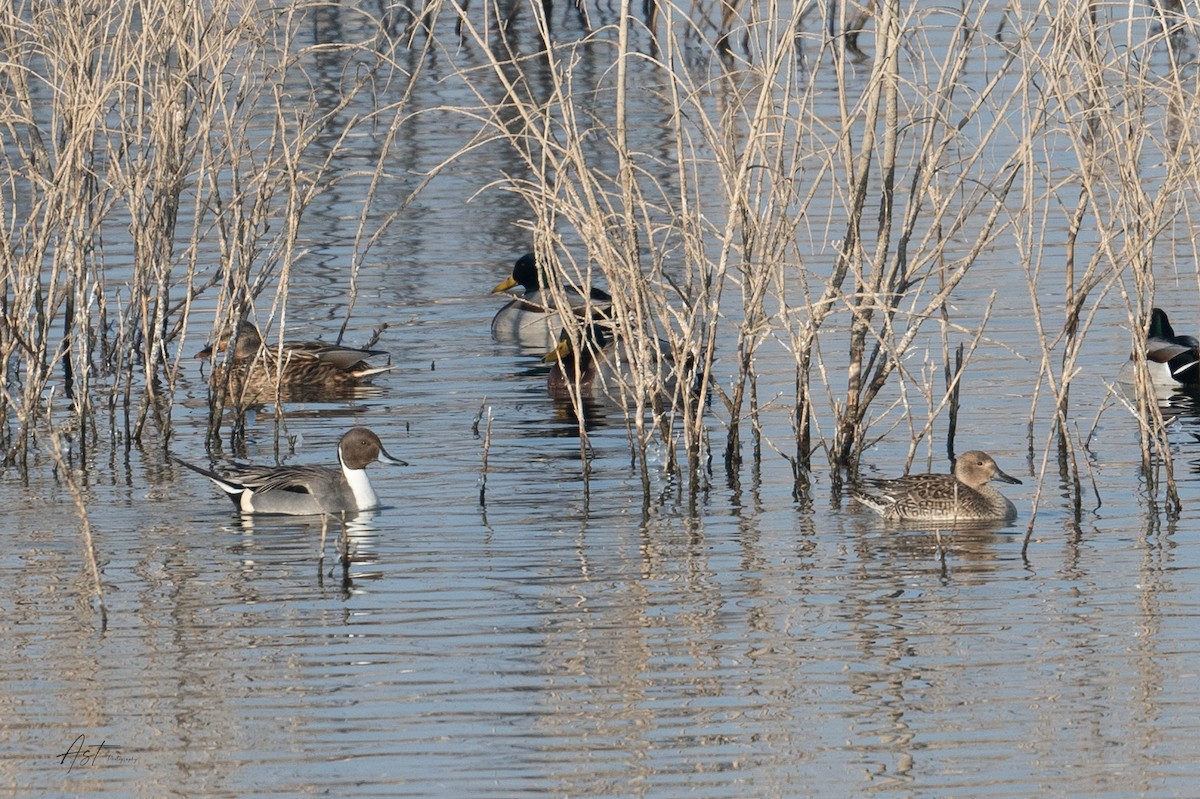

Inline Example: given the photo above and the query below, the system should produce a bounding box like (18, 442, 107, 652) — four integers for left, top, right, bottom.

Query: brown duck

(199, 321, 391, 400)
(852, 450, 1022, 523)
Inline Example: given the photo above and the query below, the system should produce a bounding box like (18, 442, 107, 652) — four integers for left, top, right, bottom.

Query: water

(5, 3, 1200, 797)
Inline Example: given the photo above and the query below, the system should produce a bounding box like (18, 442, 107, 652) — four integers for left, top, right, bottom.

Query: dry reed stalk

(710, 9, 811, 479)
(0, 0, 417, 468)
(888, 303, 995, 472)
(830, 0, 1025, 480)
(834, 0, 901, 476)
(1012, 3, 1194, 518)
(476, 400, 494, 506)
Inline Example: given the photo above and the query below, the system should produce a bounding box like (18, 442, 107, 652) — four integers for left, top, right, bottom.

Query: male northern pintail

(1118, 307, 1200, 388)
(199, 321, 392, 399)
(491, 253, 612, 351)
(852, 450, 1022, 523)
(173, 427, 407, 515)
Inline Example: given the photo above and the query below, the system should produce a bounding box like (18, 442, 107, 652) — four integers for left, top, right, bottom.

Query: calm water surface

(4, 4, 1200, 798)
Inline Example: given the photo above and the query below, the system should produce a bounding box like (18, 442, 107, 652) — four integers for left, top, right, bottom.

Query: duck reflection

(549, 391, 613, 432)
(861, 521, 1012, 579)
(228, 508, 385, 567)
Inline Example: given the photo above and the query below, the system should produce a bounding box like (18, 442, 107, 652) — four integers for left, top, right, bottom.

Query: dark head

(1149, 308, 1175, 340)
(492, 253, 540, 294)
(543, 323, 613, 367)
(338, 427, 407, 470)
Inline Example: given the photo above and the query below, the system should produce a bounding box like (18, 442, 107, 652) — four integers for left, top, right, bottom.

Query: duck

(542, 322, 705, 410)
(851, 450, 1022, 523)
(1119, 307, 1200, 388)
(172, 427, 407, 515)
(198, 320, 392, 400)
(491, 253, 612, 351)
(542, 322, 624, 402)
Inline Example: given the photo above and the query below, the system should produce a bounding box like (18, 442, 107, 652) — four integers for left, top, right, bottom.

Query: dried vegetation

(1, 0, 1197, 533)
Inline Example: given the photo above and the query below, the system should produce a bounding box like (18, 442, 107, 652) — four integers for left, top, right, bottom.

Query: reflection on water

(6, 7, 1200, 799)
(228, 507, 385, 559)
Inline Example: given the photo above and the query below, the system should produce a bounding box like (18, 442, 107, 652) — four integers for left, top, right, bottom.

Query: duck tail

(170, 456, 247, 504)
(848, 483, 894, 517)
(349, 364, 394, 380)
(1168, 349, 1200, 383)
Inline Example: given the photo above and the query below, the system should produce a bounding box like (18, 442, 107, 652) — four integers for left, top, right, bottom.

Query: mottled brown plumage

(199, 321, 391, 401)
(852, 450, 1022, 523)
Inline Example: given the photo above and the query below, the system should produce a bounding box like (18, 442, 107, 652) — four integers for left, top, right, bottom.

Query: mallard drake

(851, 450, 1022, 523)
(542, 323, 704, 410)
(491, 253, 612, 351)
(173, 427, 406, 515)
(198, 321, 391, 400)
(542, 323, 624, 402)
(1119, 307, 1200, 388)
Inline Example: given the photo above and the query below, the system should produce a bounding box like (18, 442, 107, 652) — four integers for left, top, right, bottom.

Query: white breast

(343, 466, 379, 510)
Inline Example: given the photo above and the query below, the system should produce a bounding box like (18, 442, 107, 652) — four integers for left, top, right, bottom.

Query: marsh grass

(0, 0, 415, 455)
(431, 0, 1200, 517)
(4, 0, 1200, 532)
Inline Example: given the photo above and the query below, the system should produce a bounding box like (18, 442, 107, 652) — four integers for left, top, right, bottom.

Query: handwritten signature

(56, 735, 134, 772)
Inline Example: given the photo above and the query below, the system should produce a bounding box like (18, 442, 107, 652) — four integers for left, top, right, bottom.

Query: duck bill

(378, 447, 408, 467)
(196, 338, 230, 360)
(492, 275, 519, 294)
(542, 339, 569, 364)
(995, 468, 1022, 485)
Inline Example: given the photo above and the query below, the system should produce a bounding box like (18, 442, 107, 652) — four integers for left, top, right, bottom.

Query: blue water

(4, 2, 1200, 797)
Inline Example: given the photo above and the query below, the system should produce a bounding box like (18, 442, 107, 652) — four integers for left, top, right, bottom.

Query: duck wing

(1146, 336, 1200, 382)
(280, 340, 388, 370)
(220, 463, 340, 495)
(858, 474, 966, 505)
(521, 287, 612, 318)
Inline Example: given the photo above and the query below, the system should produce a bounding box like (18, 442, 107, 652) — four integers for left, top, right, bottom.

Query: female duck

(542, 323, 625, 402)
(542, 323, 704, 411)
(852, 450, 1022, 523)
(491, 253, 612, 351)
(199, 321, 391, 400)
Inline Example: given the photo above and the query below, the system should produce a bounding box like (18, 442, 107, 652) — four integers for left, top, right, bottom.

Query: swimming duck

(173, 427, 406, 515)
(199, 321, 391, 400)
(1119, 307, 1200, 388)
(851, 450, 1022, 523)
(542, 323, 704, 410)
(543, 323, 623, 402)
(491, 253, 612, 351)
